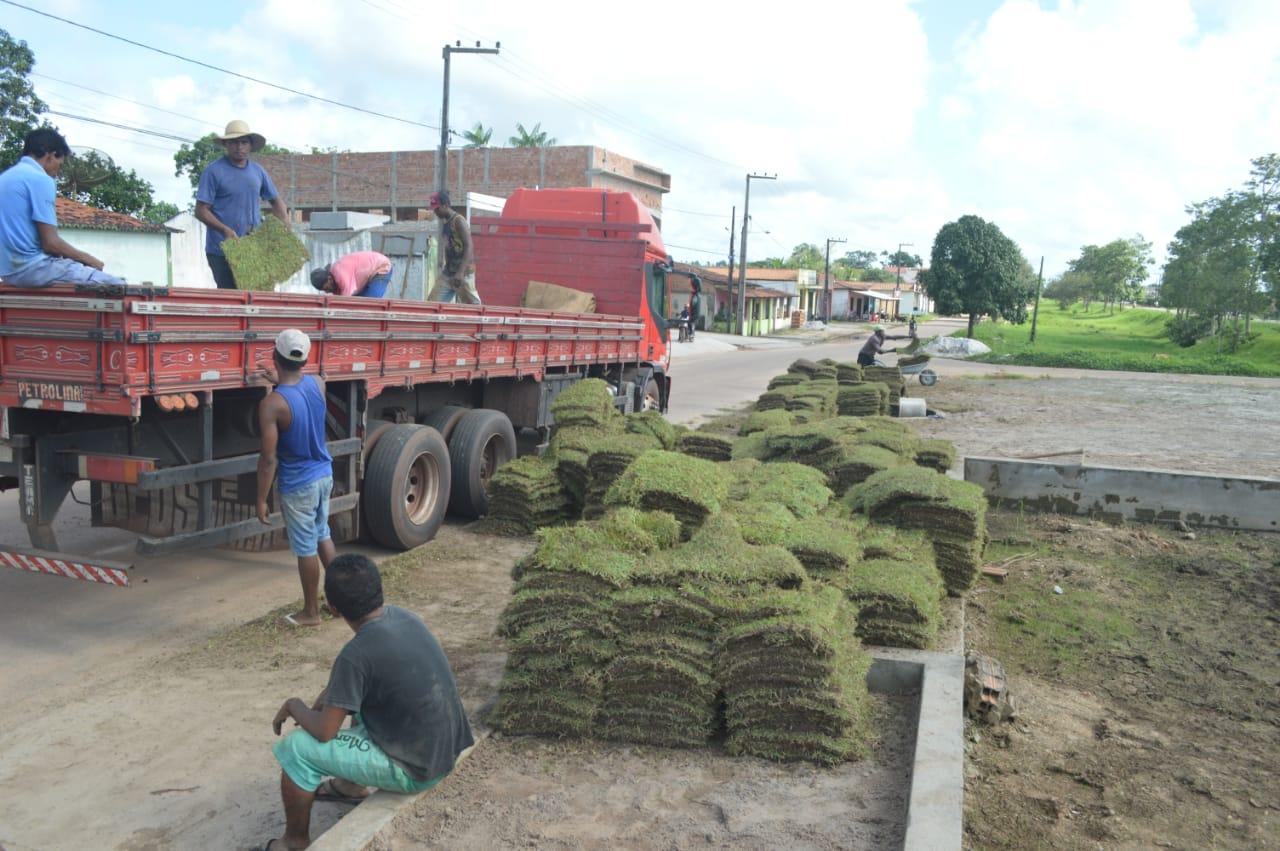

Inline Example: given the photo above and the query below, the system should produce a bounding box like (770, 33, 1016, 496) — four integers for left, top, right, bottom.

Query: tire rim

(479, 435, 503, 490)
(642, 381, 660, 411)
(404, 452, 441, 525)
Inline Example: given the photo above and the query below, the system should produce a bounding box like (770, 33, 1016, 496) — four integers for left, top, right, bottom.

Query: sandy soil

(962, 514, 1279, 850)
(382, 697, 916, 851)
(914, 372, 1280, 477)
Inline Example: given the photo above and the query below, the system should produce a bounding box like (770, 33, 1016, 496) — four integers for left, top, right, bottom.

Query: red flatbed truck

(0, 188, 677, 586)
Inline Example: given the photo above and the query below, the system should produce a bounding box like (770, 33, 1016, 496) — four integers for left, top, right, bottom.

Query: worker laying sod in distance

(262, 554, 475, 850)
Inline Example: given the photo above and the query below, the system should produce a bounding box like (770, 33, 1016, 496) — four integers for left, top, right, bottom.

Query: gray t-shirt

(324, 606, 475, 781)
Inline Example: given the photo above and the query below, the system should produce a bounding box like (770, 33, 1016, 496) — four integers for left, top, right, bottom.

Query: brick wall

(257, 146, 670, 221)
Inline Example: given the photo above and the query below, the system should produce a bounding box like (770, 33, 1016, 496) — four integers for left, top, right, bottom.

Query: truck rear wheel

(363, 424, 451, 550)
(447, 409, 516, 518)
(420, 405, 470, 443)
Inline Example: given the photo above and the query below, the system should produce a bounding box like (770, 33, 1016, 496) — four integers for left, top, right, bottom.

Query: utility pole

(737, 172, 776, 335)
(894, 241, 914, 320)
(437, 41, 500, 194)
(1029, 255, 1045, 344)
(725, 206, 736, 330)
(823, 237, 846, 323)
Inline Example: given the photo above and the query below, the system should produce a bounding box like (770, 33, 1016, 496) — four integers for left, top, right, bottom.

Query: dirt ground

(962, 513, 1279, 850)
(382, 697, 916, 851)
(914, 373, 1280, 477)
(3, 365, 1277, 851)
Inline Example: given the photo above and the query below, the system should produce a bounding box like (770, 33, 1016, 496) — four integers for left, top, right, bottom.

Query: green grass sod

(221, 216, 309, 291)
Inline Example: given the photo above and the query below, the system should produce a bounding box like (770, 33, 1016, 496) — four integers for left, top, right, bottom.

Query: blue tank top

(274, 376, 333, 493)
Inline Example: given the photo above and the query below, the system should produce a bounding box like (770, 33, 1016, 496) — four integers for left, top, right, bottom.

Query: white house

(165, 210, 217, 288)
(57, 198, 171, 285)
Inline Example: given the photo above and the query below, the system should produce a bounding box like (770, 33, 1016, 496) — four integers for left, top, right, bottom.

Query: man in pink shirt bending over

(310, 251, 394, 298)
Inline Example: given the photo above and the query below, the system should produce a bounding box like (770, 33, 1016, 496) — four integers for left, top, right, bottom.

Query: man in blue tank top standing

(258, 329, 335, 627)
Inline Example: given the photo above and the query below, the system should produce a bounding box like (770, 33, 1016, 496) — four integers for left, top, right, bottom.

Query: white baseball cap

(275, 328, 311, 363)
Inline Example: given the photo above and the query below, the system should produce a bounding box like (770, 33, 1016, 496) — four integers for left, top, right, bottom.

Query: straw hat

(216, 119, 266, 152)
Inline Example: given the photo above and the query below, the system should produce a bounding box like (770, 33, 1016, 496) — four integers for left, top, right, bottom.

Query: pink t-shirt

(330, 251, 392, 296)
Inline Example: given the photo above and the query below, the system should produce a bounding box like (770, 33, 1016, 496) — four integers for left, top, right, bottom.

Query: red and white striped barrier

(0, 547, 130, 587)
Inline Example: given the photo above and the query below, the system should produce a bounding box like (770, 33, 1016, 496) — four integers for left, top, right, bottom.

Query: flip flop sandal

(314, 779, 368, 805)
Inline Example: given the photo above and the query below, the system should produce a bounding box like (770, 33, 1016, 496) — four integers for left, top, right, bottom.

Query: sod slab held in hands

(222, 217, 310, 292)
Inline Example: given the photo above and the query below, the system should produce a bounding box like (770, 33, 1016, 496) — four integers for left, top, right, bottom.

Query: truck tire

(447, 409, 516, 518)
(363, 424, 451, 550)
(420, 405, 470, 443)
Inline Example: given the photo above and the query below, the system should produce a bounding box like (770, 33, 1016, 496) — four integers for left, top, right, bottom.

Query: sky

(5, 0, 1280, 277)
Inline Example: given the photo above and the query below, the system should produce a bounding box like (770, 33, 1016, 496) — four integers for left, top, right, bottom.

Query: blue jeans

(359, 269, 393, 298)
(2, 255, 125, 287)
(279, 476, 333, 557)
(206, 253, 237, 289)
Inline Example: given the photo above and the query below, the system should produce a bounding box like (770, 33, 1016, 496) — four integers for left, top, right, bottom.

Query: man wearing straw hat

(195, 120, 289, 289)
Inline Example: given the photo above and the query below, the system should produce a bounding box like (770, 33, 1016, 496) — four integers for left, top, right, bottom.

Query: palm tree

(462, 122, 493, 148)
(508, 122, 557, 148)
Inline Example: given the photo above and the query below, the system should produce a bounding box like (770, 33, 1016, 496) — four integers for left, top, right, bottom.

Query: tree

(1161, 196, 1258, 351)
(920, 214, 1032, 337)
(882, 249, 923, 269)
(60, 150, 179, 223)
(173, 133, 292, 191)
(1044, 271, 1091, 311)
(0, 29, 49, 167)
(1064, 236, 1152, 312)
(508, 122, 557, 148)
(787, 243, 824, 270)
(462, 122, 493, 147)
(841, 249, 880, 269)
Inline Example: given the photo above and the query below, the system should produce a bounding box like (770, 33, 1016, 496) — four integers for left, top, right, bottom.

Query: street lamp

(737, 173, 776, 335)
(437, 41, 500, 194)
(823, 237, 846, 323)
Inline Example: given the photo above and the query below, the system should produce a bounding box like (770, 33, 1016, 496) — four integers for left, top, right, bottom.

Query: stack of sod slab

(785, 380, 839, 417)
(678, 431, 735, 462)
(740, 408, 796, 436)
(582, 432, 664, 519)
(480, 455, 573, 536)
(778, 514, 864, 578)
(825, 444, 906, 494)
(767, 372, 805, 389)
(837, 556, 945, 649)
(862, 365, 906, 406)
(788, 358, 837, 381)
(835, 362, 864, 384)
(898, 353, 930, 368)
(846, 466, 989, 595)
(496, 513, 658, 737)
(624, 410, 679, 449)
(727, 459, 833, 520)
(718, 585, 873, 765)
(550, 377, 620, 428)
(604, 450, 732, 538)
(915, 438, 957, 473)
(836, 383, 889, 416)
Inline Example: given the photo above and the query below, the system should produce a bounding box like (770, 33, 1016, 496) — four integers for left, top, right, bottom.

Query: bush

(1165, 315, 1211, 348)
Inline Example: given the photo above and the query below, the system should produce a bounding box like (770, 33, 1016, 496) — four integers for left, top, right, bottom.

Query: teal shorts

(272, 718, 445, 794)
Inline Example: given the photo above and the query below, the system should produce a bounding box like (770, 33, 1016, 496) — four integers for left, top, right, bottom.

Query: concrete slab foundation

(965, 455, 1280, 532)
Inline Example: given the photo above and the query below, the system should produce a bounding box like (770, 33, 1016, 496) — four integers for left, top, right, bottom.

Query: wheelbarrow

(895, 354, 938, 386)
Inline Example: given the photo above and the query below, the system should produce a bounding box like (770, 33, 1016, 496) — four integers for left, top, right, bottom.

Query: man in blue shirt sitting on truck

(0, 128, 125, 287)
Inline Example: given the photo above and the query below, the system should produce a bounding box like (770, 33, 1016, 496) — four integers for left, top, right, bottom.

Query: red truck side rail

(0, 284, 646, 418)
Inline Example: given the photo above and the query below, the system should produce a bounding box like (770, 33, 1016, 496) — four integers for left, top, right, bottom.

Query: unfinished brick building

(256, 146, 671, 224)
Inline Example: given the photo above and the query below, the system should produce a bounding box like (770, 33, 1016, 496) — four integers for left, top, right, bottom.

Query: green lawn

(958, 304, 1280, 377)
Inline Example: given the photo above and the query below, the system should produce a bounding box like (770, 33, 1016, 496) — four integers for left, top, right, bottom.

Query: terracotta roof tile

(55, 197, 170, 234)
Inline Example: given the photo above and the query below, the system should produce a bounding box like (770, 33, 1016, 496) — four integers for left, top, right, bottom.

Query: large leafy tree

(462, 122, 493, 147)
(1063, 236, 1152, 312)
(787, 242, 824, 270)
(920, 214, 1032, 337)
(0, 29, 48, 167)
(841, 249, 881, 269)
(173, 132, 292, 191)
(882, 249, 923, 268)
(60, 150, 179, 224)
(508, 122, 557, 148)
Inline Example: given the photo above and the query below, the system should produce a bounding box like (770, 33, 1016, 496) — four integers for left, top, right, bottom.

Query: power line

(664, 242, 725, 256)
(2, 0, 442, 132)
(665, 206, 730, 218)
